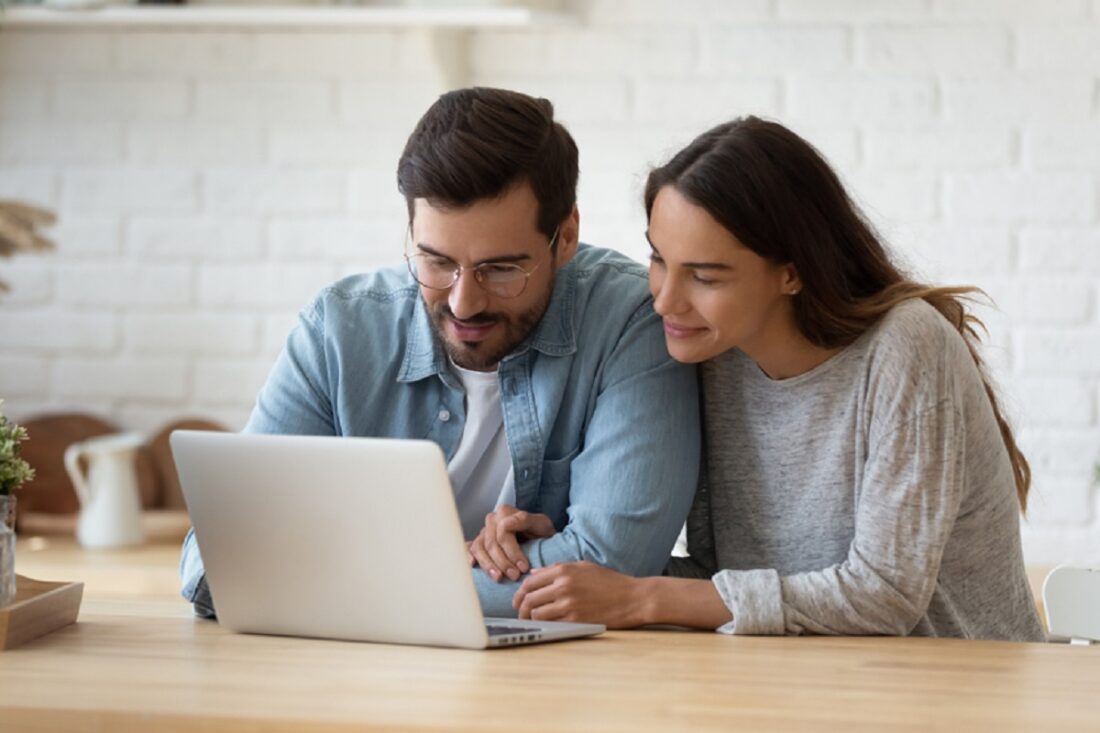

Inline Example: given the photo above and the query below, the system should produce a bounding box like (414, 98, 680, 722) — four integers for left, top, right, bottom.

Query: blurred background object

(0, 200, 55, 292)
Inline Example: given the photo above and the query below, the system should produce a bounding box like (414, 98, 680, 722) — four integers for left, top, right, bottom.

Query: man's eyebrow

(644, 234, 732, 271)
(415, 242, 532, 265)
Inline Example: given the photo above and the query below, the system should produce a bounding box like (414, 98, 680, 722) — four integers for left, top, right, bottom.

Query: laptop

(170, 430, 605, 649)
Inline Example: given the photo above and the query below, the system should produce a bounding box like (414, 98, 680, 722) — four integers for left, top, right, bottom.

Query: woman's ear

(781, 263, 803, 296)
(555, 205, 581, 267)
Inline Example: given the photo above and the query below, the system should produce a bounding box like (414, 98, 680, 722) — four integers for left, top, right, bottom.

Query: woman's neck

(741, 320, 843, 381)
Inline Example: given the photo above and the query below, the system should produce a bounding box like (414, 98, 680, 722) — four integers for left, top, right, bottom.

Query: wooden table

(3, 536, 1099, 732)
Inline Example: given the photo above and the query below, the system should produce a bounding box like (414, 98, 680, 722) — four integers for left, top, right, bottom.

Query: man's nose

(448, 269, 488, 320)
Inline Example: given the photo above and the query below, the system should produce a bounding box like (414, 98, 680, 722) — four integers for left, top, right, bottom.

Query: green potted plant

(0, 399, 35, 607)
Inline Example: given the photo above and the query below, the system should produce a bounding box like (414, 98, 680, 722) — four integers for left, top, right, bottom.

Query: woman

(475, 117, 1045, 640)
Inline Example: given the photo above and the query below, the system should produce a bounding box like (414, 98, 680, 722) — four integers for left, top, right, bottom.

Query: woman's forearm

(636, 576, 733, 629)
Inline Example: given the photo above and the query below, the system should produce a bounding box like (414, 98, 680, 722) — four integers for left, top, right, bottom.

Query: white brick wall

(0, 0, 1098, 566)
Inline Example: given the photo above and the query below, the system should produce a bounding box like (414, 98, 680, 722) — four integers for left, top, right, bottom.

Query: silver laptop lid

(171, 431, 491, 649)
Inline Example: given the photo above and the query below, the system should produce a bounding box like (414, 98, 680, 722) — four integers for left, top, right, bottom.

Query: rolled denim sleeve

(180, 527, 217, 618)
(474, 309, 701, 617)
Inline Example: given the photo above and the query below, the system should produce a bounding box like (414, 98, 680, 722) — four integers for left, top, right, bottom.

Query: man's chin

(443, 338, 508, 371)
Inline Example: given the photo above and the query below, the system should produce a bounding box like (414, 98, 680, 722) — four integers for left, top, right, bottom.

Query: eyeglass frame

(403, 223, 561, 299)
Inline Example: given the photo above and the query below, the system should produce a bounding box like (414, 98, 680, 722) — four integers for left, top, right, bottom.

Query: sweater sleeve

(712, 399, 965, 635)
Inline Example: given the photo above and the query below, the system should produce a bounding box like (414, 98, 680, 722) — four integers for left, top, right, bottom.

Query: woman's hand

(511, 561, 651, 629)
(467, 505, 556, 582)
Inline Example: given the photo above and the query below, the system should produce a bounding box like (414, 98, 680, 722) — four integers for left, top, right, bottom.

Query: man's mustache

(433, 306, 501, 327)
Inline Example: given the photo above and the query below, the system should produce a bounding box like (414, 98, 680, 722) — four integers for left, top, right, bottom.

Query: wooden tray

(0, 575, 83, 651)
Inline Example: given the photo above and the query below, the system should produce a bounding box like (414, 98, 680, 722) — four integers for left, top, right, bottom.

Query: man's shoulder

(303, 264, 419, 323)
(567, 244, 653, 324)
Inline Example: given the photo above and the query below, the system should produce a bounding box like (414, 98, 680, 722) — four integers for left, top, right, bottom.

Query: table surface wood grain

(3, 536, 1096, 732)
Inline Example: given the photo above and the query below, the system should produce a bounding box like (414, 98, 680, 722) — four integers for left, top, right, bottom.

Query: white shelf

(0, 4, 573, 30)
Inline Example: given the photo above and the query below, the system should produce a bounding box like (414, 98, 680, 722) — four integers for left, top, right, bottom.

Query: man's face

(410, 183, 575, 371)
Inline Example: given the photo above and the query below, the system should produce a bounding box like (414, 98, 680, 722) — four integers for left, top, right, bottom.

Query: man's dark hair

(397, 87, 579, 240)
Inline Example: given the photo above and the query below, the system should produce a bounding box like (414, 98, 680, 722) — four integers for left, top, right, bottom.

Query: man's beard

(426, 278, 554, 371)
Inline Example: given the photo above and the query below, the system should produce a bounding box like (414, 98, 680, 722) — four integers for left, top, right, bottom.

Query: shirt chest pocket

(538, 448, 578, 528)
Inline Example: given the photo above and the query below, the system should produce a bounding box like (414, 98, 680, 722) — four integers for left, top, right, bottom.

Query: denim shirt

(181, 244, 701, 617)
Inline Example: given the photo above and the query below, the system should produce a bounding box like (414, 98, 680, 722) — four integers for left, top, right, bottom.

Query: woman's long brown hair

(645, 117, 1030, 512)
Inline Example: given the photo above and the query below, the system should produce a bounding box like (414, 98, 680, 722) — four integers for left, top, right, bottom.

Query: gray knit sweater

(667, 299, 1045, 641)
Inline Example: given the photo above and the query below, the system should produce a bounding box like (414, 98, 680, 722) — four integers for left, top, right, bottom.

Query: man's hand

(467, 504, 555, 582)
(511, 561, 650, 629)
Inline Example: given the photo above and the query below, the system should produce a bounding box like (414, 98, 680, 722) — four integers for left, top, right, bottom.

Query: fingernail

(507, 569, 519, 581)
(490, 569, 500, 581)
(518, 562, 529, 573)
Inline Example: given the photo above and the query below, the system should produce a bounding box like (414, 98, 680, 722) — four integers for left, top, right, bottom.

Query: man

(181, 87, 700, 618)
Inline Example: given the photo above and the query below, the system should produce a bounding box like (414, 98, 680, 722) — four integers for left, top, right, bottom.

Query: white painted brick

(858, 27, 1009, 73)
(197, 79, 333, 122)
(62, 169, 199, 214)
(0, 356, 51, 398)
(197, 263, 335, 308)
(1021, 526, 1100, 566)
(1017, 379, 1095, 428)
(782, 123, 861, 172)
(549, 29, 697, 76)
(0, 80, 48, 119)
(262, 312, 300, 357)
(52, 80, 189, 121)
(865, 127, 1012, 171)
(57, 263, 192, 308)
(0, 122, 122, 165)
(255, 33, 395, 75)
(574, 123, 700, 177)
(1023, 124, 1100, 171)
(0, 32, 112, 74)
(844, 171, 939, 223)
(1020, 228, 1100, 274)
(0, 261, 52, 305)
(125, 313, 258, 355)
(895, 225, 1015, 281)
(583, 0, 773, 25)
(469, 31, 551, 76)
(1026, 474, 1094, 527)
(339, 79, 438, 125)
(701, 28, 849, 73)
(193, 359, 272, 405)
(634, 78, 781, 124)
(788, 78, 937, 125)
(204, 169, 346, 215)
(944, 172, 1096, 223)
(128, 218, 263, 261)
(269, 124, 408, 167)
(269, 218, 393, 260)
(348, 170, 407, 216)
(54, 359, 187, 401)
(1019, 427, 1100, 478)
(0, 312, 116, 353)
(196, 407, 253, 432)
(943, 78, 1094, 123)
(127, 124, 265, 166)
(0, 168, 56, 204)
(114, 32, 255, 74)
(779, 0, 928, 22)
(933, 0, 1090, 21)
(1020, 278, 1093, 325)
(1018, 28, 1100, 72)
(51, 217, 122, 258)
(472, 77, 631, 124)
(1018, 328, 1100, 376)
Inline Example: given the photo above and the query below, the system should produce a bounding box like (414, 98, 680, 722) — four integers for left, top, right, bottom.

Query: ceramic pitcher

(63, 433, 146, 549)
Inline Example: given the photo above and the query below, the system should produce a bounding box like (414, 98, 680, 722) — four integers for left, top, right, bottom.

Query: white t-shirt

(447, 362, 516, 540)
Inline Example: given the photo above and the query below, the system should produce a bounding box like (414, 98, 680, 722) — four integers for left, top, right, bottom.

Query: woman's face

(647, 185, 799, 364)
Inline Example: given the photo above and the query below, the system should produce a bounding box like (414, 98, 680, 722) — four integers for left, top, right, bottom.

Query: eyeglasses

(404, 225, 560, 299)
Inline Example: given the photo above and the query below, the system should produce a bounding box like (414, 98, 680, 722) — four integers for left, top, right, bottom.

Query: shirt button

(522, 468, 529, 479)
(438, 409, 451, 422)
